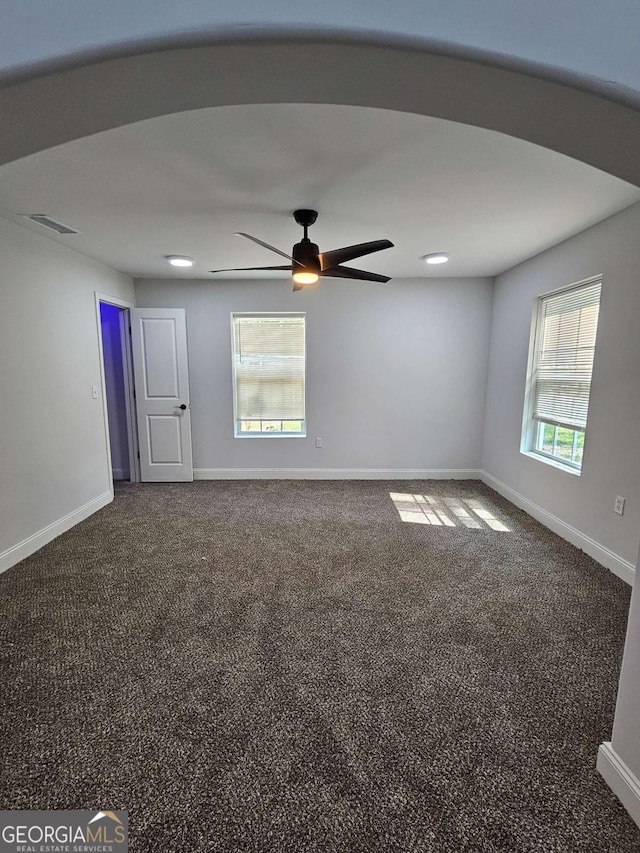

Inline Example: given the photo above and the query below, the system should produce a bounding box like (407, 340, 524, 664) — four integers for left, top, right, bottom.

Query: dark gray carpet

(0, 480, 638, 852)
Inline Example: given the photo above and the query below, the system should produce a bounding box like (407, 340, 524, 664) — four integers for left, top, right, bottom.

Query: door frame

(95, 292, 141, 485)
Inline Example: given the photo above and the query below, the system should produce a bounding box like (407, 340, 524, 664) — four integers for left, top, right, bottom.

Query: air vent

(21, 214, 79, 234)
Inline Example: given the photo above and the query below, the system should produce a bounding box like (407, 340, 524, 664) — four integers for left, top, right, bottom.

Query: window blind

(232, 314, 305, 421)
(532, 279, 601, 431)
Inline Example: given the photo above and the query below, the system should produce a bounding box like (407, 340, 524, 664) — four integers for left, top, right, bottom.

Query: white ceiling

(0, 103, 638, 279)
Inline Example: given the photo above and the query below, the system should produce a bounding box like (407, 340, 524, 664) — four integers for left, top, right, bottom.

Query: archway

(2, 36, 640, 187)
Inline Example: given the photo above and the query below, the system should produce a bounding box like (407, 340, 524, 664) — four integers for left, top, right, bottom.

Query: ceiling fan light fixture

(292, 270, 319, 286)
(423, 252, 450, 265)
(165, 255, 194, 267)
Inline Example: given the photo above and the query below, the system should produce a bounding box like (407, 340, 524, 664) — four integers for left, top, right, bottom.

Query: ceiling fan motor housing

(293, 239, 321, 272)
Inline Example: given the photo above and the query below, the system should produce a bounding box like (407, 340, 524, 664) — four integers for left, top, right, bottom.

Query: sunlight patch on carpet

(389, 493, 510, 531)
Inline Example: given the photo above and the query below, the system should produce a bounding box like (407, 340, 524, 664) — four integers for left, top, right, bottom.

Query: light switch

(91, 385, 98, 399)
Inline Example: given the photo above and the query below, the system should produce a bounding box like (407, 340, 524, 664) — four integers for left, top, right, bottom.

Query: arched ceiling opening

(3, 37, 640, 186)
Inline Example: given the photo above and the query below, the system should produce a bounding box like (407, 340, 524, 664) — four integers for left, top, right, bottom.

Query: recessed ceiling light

(423, 253, 450, 265)
(165, 255, 194, 267)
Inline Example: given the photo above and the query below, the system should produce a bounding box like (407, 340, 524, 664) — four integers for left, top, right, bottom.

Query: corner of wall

(597, 742, 640, 830)
(0, 490, 113, 575)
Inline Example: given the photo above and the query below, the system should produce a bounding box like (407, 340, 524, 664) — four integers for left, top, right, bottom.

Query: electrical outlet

(315, 437, 323, 448)
(614, 496, 625, 516)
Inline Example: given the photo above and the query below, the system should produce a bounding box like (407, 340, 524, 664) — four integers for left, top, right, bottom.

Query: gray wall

(134, 276, 493, 475)
(482, 201, 640, 567)
(0, 217, 134, 561)
(481, 201, 640, 818)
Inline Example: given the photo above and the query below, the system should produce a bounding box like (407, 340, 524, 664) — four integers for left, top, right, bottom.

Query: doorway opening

(96, 294, 140, 485)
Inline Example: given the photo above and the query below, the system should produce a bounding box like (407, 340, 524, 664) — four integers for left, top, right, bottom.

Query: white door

(130, 308, 193, 482)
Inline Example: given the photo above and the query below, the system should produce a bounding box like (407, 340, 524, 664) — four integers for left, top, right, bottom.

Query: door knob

(178, 404, 187, 410)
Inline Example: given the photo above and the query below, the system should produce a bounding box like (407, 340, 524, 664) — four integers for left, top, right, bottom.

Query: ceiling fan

(210, 209, 394, 291)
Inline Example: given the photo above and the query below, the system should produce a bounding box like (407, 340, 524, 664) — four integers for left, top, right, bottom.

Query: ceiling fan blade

(320, 265, 391, 283)
(234, 232, 303, 266)
(209, 265, 293, 273)
(320, 239, 393, 269)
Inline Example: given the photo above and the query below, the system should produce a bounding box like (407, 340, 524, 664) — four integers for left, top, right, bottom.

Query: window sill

(520, 450, 582, 476)
(234, 433, 307, 439)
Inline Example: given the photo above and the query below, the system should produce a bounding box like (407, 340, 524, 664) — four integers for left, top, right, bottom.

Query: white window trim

(520, 449, 582, 476)
(230, 311, 307, 439)
(520, 274, 602, 475)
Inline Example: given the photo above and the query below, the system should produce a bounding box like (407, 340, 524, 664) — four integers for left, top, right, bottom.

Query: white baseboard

(481, 471, 635, 586)
(194, 468, 481, 481)
(112, 468, 129, 481)
(597, 742, 640, 829)
(0, 490, 113, 575)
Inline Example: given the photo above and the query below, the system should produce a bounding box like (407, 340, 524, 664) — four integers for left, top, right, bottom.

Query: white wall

(0, 217, 134, 569)
(134, 276, 493, 475)
(482, 202, 640, 569)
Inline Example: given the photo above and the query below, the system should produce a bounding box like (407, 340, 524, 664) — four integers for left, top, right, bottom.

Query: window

(522, 276, 601, 471)
(231, 313, 306, 437)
